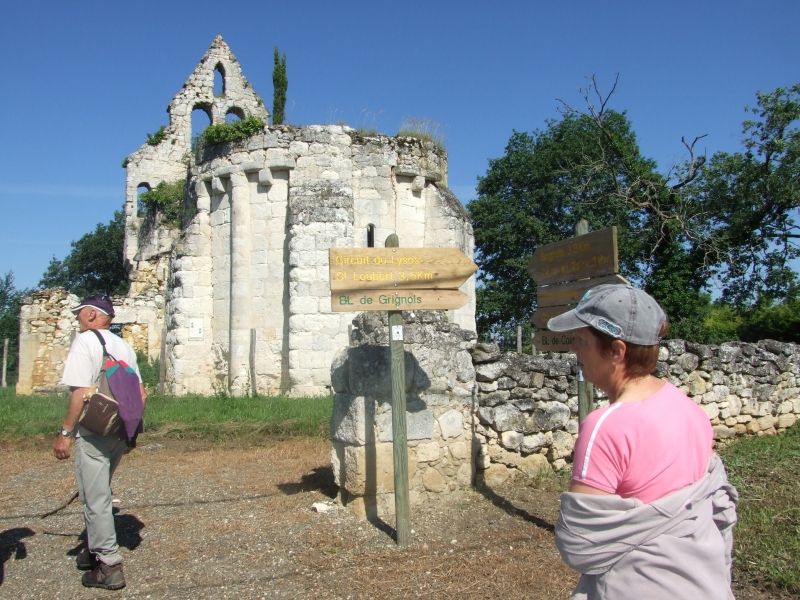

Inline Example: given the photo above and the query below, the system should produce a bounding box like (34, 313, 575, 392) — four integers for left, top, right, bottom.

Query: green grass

(721, 425, 800, 594)
(0, 387, 333, 442)
(397, 117, 446, 152)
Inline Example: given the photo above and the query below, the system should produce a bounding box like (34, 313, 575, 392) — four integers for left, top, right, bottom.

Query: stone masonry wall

(16, 288, 164, 395)
(165, 124, 474, 397)
(330, 311, 476, 520)
(472, 339, 800, 486)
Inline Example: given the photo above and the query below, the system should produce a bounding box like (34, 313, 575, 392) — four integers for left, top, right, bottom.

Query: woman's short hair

(588, 320, 669, 378)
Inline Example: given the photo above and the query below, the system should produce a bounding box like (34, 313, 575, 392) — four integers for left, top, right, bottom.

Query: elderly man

(53, 294, 147, 591)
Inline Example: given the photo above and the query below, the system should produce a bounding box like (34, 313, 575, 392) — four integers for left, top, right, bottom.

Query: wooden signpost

(528, 221, 627, 422)
(329, 240, 477, 547)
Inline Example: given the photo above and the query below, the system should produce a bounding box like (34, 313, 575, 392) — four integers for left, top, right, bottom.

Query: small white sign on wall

(189, 318, 204, 340)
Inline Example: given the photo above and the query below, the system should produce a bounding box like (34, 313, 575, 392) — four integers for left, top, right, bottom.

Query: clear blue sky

(2, 0, 799, 290)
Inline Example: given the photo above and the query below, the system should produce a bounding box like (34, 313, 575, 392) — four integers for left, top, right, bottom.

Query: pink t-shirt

(571, 381, 713, 504)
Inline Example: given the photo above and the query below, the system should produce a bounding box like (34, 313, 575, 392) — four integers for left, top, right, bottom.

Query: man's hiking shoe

(81, 562, 125, 590)
(76, 547, 98, 570)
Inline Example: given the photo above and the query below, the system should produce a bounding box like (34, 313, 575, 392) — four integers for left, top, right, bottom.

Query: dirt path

(0, 436, 786, 599)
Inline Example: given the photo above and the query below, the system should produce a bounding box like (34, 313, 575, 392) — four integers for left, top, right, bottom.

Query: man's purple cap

(71, 295, 116, 318)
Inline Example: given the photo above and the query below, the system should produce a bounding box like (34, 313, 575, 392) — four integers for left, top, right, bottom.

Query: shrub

(200, 116, 265, 146)
(146, 125, 168, 146)
(139, 180, 185, 227)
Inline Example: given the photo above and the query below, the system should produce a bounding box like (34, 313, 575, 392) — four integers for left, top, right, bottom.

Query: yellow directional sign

(329, 248, 477, 291)
(331, 289, 471, 312)
(533, 330, 576, 353)
(527, 227, 619, 286)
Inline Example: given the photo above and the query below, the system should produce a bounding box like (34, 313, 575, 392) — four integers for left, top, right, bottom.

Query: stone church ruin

(17, 36, 475, 397)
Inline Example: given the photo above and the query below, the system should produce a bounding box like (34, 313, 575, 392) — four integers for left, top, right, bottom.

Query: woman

(548, 284, 738, 600)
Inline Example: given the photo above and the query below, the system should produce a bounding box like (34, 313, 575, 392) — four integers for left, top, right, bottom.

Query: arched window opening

(367, 224, 375, 248)
(191, 104, 212, 145)
(225, 106, 245, 124)
(213, 63, 226, 97)
(137, 183, 151, 217)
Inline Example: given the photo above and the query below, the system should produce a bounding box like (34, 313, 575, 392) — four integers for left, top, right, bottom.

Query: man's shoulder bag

(78, 330, 121, 437)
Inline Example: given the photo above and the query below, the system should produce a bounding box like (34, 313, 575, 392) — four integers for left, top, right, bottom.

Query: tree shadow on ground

(276, 466, 337, 498)
(0, 527, 35, 586)
(66, 511, 145, 558)
(475, 483, 555, 533)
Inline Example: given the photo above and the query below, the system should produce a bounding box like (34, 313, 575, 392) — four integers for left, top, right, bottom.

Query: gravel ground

(0, 436, 789, 599)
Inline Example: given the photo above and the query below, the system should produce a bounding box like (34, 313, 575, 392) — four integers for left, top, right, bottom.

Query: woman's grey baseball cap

(546, 284, 666, 345)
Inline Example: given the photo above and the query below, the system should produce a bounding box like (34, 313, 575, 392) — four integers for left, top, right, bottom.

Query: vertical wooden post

(1, 338, 8, 387)
(159, 328, 167, 396)
(574, 219, 594, 422)
(530, 331, 537, 356)
(249, 328, 257, 397)
(385, 234, 410, 547)
(517, 326, 522, 354)
(577, 368, 587, 423)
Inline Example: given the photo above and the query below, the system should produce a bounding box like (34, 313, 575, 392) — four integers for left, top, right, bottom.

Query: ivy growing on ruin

(139, 179, 185, 227)
(146, 125, 168, 146)
(199, 116, 265, 146)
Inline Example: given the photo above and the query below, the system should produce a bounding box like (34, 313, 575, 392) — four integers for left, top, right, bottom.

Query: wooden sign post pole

(386, 234, 411, 547)
(1, 338, 8, 388)
(573, 220, 595, 423)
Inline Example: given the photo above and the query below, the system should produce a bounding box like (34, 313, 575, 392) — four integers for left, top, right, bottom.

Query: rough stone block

(437, 409, 463, 439)
(480, 463, 511, 488)
(713, 425, 735, 440)
(422, 467, 447, 492)
(547, 430, 575, 460)
(521, 433, 549, 454)
(500, 431, 523, 450)
(415, 441, 441, 462)
(476, 361, 507, 382)
(493, 404, 524, 432)
(330, 394, 374, 445)
(258, 168, 273, 185)
(518, 453, 549, 479)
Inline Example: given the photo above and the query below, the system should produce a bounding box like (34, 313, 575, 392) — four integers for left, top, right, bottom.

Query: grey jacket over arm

(555, 454, 738, 600)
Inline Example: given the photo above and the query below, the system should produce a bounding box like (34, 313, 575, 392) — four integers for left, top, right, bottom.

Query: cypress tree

(272, 48, 288, 125)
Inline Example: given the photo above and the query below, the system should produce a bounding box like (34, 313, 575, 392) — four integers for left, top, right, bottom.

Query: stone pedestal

(330, 311, 476, 519)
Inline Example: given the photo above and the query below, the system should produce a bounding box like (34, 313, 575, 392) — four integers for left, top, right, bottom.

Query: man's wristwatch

(60, 428, 72, 437)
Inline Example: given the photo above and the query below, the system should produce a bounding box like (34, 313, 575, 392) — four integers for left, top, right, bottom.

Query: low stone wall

(472, 339, 800, 485)
(16, 288, 165, 395)
(330, 311, 476, 519)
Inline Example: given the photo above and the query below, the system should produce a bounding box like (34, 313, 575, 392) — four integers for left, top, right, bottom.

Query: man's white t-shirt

(60, 329, 142, 388)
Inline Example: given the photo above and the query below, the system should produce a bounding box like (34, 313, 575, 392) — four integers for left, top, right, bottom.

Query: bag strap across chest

(89, 329, 116, 397)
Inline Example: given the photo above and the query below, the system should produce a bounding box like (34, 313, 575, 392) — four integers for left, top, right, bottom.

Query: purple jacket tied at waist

(106, 360, 144, 440)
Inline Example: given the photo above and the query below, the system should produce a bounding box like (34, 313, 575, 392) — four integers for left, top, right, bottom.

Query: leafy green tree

(468, 94, 707, 335)
(39, 210, 128, 298)
(0, 272, 28, 385)
(692, 84, 800, 308)
(470, 78, 800, 343)
(272, 47, 288, 125)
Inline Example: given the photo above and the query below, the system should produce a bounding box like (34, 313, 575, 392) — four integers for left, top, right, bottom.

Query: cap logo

(597, 318, 622, 338)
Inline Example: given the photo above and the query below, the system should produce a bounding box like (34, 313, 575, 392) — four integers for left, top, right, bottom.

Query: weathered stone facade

(17, 36, 475, 396)
(120, 36, 475, 397)
(15, 288, 162, 395)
